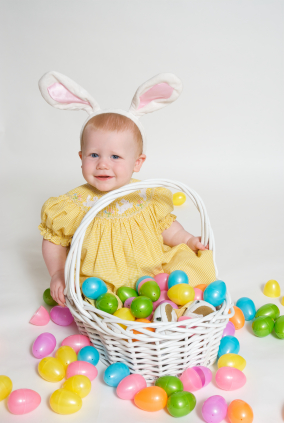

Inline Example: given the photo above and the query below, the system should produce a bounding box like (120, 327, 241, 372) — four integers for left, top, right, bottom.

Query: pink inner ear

(138, 82, 173, 110)
(47, 82, 91, 106)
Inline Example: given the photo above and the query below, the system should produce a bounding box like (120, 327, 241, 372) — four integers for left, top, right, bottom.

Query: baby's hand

(50, 269, 66, 307)
(187, 236, 209, 253)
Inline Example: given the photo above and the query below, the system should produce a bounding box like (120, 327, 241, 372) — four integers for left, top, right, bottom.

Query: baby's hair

(81, 113, 143, 156)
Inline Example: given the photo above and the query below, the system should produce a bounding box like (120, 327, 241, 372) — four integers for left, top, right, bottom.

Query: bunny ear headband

(38, 71, 183, 154)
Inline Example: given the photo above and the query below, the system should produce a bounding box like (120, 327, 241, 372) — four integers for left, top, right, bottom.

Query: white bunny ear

(38, 71, 100, 115)
(129, 73, 182, 117)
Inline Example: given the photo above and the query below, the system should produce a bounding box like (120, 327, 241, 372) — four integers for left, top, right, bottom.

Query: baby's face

(79, 126, 146, 191)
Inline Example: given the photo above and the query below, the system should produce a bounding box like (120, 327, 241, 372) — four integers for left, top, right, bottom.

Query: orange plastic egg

(134, 386, 167, 412)
(195, 284, 207, 292)
(227, 399, 253, 423)
(131, 319, 155, 342)
(229, 306, 245, 330)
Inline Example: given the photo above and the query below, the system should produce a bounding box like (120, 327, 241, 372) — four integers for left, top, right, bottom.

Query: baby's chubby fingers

(57, 287, 66, 307)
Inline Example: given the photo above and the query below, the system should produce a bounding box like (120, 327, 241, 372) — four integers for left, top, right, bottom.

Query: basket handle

(64, 179, 218, 309)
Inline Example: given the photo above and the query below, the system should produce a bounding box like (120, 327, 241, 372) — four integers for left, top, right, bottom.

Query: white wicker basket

(65, 179, 234, 384)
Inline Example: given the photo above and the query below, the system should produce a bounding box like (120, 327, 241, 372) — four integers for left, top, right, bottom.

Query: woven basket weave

(65, 179, 234, 384)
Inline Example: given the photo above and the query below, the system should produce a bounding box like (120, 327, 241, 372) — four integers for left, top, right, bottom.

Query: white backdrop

(0, 1, 284, 422)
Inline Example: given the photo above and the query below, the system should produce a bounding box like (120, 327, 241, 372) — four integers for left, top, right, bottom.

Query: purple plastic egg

(50, 306, 74, 326)
(179, 366, 212, 392)
(124, 297, 136, 309)
(32, 333, 56, 359)
(154, 273, 169, 291)
(153, 291, 169, 310)
(202, 395, 227, 423)
(222, 321, 236, 337)
(215, 367, 246, 390)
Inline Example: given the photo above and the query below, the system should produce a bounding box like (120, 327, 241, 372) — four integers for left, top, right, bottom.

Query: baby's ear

(129, 73, 182, 117)
(38, 71, 100, 116)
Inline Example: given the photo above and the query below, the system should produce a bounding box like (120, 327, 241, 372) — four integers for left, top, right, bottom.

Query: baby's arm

(161, 220, 208, 253)
(42, 239, 67, 307)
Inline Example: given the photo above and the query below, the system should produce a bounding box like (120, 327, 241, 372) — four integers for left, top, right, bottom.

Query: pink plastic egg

(29, 306, 50, 326)
(32, 332, 56, 359)
(202, 395, 227, 423)
(153, 291, 169, 310)
(179, 366, 212, 392)
(158, 300, 178, 309)
(50, 306, 74, 326)
(117, 374, 147, 400)
(61, 334, 91, 353)
(8, 389, 41, 414)
(194, 288, 204, 301)
(154, 273, 169, 291)
(222, 321, 236, 337)
(124, 297, 136, 309)
(66, 361, 98, 381)
(215, 366, 246, 391)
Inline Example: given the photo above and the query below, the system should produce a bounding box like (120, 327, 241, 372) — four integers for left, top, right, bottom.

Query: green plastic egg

(167, 391, 196, 417)
(96, 293, 118, 314)
(255, 303, 280, 320)
(130, 296, 153, 318)
(43, 288, 58, 306)
(116, 287, 138, 304)
(274, 316, 284, 339)
(155, 376, 183, 397)
(139, 281, 161, 302)
(252, 316, 274, 337)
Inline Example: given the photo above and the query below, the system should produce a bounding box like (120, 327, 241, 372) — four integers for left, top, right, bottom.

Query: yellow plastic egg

(173, 192, 186, 206)
(38, 357, 65, 382)
(217, 353, 246, 371)
(263, 279, 281, 298)
(113, 308, 135, 329)
(55, 346, 77, 370)
(281, 297, 284, 306)
(62, 375, 91, 398)
(167, 284, 195, 306)
(50, 389, 82, 414)
(0, 375, 13, 401)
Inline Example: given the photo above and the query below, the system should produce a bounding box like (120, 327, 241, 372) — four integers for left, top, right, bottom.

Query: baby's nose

(96, 158, 109, 169)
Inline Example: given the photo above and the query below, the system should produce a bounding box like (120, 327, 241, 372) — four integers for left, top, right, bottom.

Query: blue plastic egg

(203, 280, 227, 307)
(218, 336, 240, 358)
(167, 270, 189, 289)
(236, 297, 256, 321)
(104, 362, 130, 387)
(77, 346, 100, 366)
(82, 277, 107, 300)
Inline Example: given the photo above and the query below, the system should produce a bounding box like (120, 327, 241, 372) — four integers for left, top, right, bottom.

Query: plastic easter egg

(255, 303, 280, 320)
(179, 366, 212, 392)
(38, 357, 65, 382)
(196, 284, 207, 292)
(167, 391, 196, 417)
(153, 291, 169, 310)
(194, 287, 204, 300)
(82, 277, 107, 299)
(173, 192, 186, 206)
(117, 286, 138, 303)
(222, 321, 236, 337)
(77, 346, 100, 365)
(158, 299, 178, 309)
(252, 316, 274, 337)
(263, 279, 281, 297)
(227, 399, 253, 423)
(167, 284, 195, 306)
(50, 389, 82, 414)
(0, 375, 12, 401)
(62, 375, 91, 398)
(132, 319, 155, 341)
(155, 375, 183, 396)
(104, 362, 130, 387)
(61, 334, 91, 354)
(117, 374, 147, 400)
(96, 293, 118, 314)
(236, 297, 256, 321)
(135, 276, 155, 292)
(32, 332, 56, 359)
(154, 273, 169, 291)
(217, 354, 246, 371)
(168, 270, 189, 289)
(55, 346, 77, 370)
(50, 306, 74, 326)
(29, 305, 50, 326)
(124, 297, 136, 308)
(8, 389, 41, 415)
(43, 288, 58, 306)
(66, 361, 98, 381)
(229, 306, 245, 330)
(274, 316, 284, 339)
(113, 308, 135, 329)
(134, 386, 167, 412)
(130, 296, 153, 318)
(139, 281, 161, 302)
(215, 367, 246, 391)
(204, 280, 227, 307)
(218, 336, 240, 358)
(281, 297, 284, 306)
(201, 395, 227, 423)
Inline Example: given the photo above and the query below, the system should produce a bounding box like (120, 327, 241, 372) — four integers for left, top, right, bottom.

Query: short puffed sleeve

(38, 195, 86, 247)
(152, 187, 177, 233)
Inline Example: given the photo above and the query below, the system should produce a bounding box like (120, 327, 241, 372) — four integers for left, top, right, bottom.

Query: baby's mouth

(95, 176, 113, 179)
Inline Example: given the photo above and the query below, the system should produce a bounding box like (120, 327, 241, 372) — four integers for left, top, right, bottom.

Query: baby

(38, 71, 217, 307)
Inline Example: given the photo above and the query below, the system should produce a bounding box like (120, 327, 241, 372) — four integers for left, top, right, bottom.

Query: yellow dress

(39, 178, 216, 292)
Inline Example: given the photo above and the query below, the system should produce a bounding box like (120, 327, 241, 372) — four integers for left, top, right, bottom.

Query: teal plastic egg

(236, 297, 256, 321)
(204, 280, 227, 307)
(82, 277, 107, 300)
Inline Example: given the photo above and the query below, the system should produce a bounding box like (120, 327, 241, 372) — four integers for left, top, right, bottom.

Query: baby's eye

(111, 155, 120, 159)
(90, 153, 98, 158)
